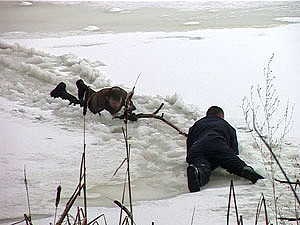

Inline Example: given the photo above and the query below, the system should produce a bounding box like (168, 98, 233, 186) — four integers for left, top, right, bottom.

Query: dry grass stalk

(56, 108, 115, 225)
(87, 214, 107, 225)
(296, 182, 300, 225)
(121, 216, 129, 225)
(23, 167, 32, 224)
(55, 182, 84, 225)
(254, 193, 269, 225)
(56, 116, 88, 225)
(24, 214, 33, 225)
(118, 170, 129, 225)
(53, 185, 62, 225)
(117, 84, 136, 225)
(226, 180, 241, 225)
(83, 116, 88, 219)
(113, 158, 127, 178)
(114, 200, 133, 221)
(122, 127, 134, 225)
(190, 206, 196, 225)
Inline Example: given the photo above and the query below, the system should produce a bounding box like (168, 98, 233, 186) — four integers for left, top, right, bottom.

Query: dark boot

(187, 164, 200, 192)
(240, 166, 264, 184)
(76, 79, 88, 102)
(187, 164, 210, 192)
(50, 82, 66, 98)
(50, 82, 80, 105)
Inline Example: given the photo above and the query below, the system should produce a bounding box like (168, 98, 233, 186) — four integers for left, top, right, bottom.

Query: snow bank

(0, 41, 199, 220)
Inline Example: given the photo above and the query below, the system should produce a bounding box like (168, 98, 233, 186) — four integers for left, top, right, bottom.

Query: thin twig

(83, 115, 88, 219)
(255, 193, 269, 225)
(10, 219, 25, 225)
(113, 158, 127, 178)
(275, 178, 300, 185)
(136, 103, 187, 137)
(278, 217, 300, 221)
(119, 169, 129, 225)
(121, 216, 129, 225)
(24, 167, 31, 220)
(77, 207, 82, 225)
(190, 206, 196, 225)
(87, 214, 107, 225)
(253, 113, 300, 206)
(226, 180, 240, 225)
(122, 127, 134, 225)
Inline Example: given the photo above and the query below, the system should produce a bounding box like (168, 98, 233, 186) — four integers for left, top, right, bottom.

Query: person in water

(50, 79, 137, 120)
(186, 106, 264, 192)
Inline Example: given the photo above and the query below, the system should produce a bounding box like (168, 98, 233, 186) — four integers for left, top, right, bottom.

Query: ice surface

(0, 38, 298, 225)
(1, 2, 300, 224)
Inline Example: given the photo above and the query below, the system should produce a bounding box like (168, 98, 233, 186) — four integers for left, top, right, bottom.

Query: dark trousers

(187, 135, 246, 179)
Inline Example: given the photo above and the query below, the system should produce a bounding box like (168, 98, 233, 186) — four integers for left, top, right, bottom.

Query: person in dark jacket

(50, 79, 137, 120)
(186, 106, 264, 192)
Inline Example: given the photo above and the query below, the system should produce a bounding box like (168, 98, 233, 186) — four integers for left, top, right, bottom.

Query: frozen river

(0, 1, 300, 224)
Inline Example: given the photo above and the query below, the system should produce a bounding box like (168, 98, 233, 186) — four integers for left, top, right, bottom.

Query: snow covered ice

(0, 1, 300, 225)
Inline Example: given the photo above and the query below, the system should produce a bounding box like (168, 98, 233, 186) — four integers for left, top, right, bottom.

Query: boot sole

(187, 165, 200, 192)
(50, 82, 66, 98)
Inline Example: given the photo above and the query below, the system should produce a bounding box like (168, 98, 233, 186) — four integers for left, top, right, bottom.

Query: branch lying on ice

(278, 217, 300, 222)
(275, 178, 300, 185)
(135, 103, 188, 137)
(115, 103, 188, 137)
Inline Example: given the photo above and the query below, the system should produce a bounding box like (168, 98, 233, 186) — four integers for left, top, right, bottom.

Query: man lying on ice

(186, 106, 264, 192)
(50, 79, 137, 121)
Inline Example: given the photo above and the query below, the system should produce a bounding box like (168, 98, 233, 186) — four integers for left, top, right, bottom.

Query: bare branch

(252, 116, 300, 206)
(135, 103, 187, 137)
(275, 179, 300, 185)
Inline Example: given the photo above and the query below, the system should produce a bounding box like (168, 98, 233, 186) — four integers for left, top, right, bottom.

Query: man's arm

(231, 129, 239, 155)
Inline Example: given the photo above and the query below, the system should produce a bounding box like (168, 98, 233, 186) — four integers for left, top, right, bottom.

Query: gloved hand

(241, 166, 264, 184)
(114, 112, 137, 121)
(128, 112, 137, 121)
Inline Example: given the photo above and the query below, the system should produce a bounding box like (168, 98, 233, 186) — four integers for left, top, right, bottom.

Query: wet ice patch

(19, 1, 33, 7)
(83, 25, 101, 32)
(274, 17, 300, 23)
(184, 21, 200, 25)
(109, 7, 123, 13)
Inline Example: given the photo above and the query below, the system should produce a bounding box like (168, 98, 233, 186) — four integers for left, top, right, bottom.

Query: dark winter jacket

(87, 87, 127, 115)
(186, 115, 239, 159)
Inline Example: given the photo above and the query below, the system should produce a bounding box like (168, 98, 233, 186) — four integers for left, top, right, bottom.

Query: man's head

(206, 106, 224, 119)
(106, 87, 124, 111)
